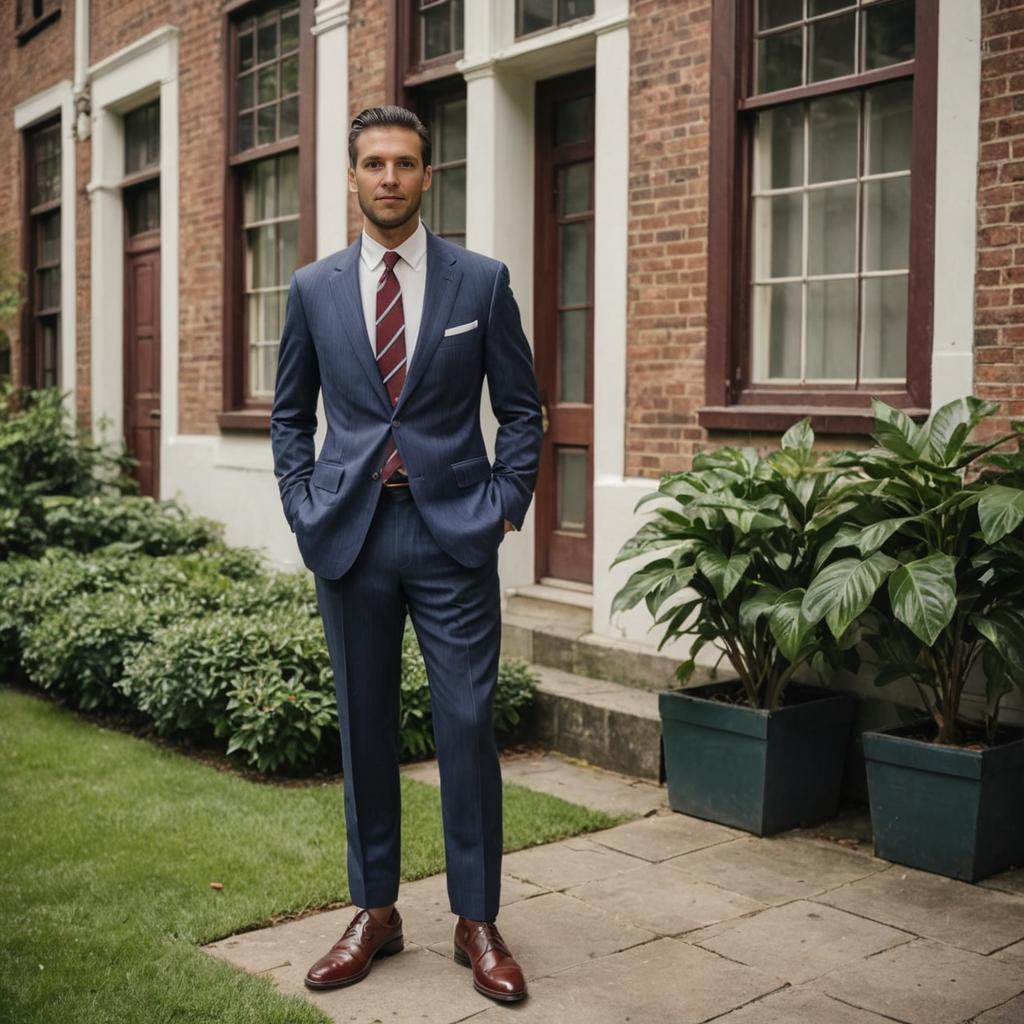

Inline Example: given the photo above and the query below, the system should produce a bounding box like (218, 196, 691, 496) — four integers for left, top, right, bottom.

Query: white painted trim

(14, 80, 77, 416)
(931, 0, 981, 408)
(315, 0, 349, 254)
(86, 27, 180, 494)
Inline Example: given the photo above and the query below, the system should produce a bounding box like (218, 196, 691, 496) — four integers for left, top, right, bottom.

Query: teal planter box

(659, 681, 857, 836)
(863, 721, 1024, 882)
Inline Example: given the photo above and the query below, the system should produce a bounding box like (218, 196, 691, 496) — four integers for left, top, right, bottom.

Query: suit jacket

(270, 226, 544, 580)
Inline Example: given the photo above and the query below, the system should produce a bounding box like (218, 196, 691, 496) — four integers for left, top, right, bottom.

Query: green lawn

(0, 686, 626, 1024)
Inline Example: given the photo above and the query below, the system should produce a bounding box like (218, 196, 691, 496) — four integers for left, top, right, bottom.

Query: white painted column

(931, 0, 982, 408)
(313, 0, 350, 256)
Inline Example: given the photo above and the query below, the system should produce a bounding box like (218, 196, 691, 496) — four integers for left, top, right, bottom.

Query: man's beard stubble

(358, 189, 423, 232)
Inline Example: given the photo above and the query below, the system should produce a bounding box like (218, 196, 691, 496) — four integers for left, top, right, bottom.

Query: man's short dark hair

(348, 106, 431, 169)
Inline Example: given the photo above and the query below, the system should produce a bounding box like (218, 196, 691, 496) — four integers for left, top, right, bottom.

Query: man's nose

(382, 162, 399, 184)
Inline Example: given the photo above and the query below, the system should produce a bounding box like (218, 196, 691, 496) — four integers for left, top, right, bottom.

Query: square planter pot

(863, 720, 1024, 882)
(659, 680, 857, 836)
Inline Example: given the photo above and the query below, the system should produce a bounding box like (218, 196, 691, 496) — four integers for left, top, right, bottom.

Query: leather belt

(383, 473, 410, 489)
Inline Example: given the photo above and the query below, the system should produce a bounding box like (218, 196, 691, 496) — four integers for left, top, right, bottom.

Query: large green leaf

(739, 585, 782, 633)
(769, 588, 812, 662)
(925, 396, 999, 466)
(695, 549, 751, 602)
(856, 516, 917, 556)
(972, 607, 1024, 683)
(802, 552, 898, 640)
(872, 399, 926, 460)
(888, 554, 958, 646)
(977, 484, 1024, 544)
(611, 558, 676, 615)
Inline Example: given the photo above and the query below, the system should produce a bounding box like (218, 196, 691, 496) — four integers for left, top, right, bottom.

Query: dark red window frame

(701, 0, 938, 435)
(15, 0, 61, 45)
(219, 0, 316, 432)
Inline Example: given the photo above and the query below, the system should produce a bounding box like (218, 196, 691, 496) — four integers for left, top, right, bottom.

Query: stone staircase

(501, 578, 715, 782)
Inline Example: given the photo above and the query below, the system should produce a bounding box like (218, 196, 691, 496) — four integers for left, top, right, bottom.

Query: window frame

(701, 0, 937, 434)
(15, 0, 61, 45)
(390, 0, 464, 101)
(219, 0, 317, 431)
(514, 0, 595, 40)
(20, 115, 62, 390)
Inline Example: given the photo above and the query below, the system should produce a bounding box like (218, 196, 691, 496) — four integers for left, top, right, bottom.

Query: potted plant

(801, 397, 1024, 881)
(612, 421, 859, 836)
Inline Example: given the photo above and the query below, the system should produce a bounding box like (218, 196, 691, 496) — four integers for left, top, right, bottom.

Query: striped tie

(375, 250, 406, 481)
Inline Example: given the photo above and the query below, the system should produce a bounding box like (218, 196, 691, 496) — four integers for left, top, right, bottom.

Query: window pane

(257, 12, 278, 63)
(237, 113, 254, 152)
(237, 72, 254, 111)
(239, 29, 254, 70)
(520, 0, 553, 34)
(755, 102, 803, 190)
(559, 0, 593, 20)
(864, 0, 915, 70)
(422, 2, 451, 60)
(280, 96, 299, 139)
(758, 28, 803, 93)
(559, 309, 587, 403)
(257, 105, 277, 145)
(759, 0, 801, 30)
(554, 94, 592, 146)
(754, 282, 802, 380)
(31, 123, 61, 206)
(754, 193, 803, 279)
(439, 97, 466, 162)
(809, 11, 855, 82)
(124, 101, 160, 174)
(454, 0, 464, 49)
(39, 266, 60, 311)
(560, 162, 592, 215)
(862, 275, 908, 379)
(809, 0, 851, 15)
(866, 79, 912, 174)
(252, 224, 278, 288)
(808, 92, 858, 183)
(280, 9, 299, 52)
(258, 63, 278, 104)
(39, 211, 60, 262)
(864, 177, 910, 271)
(806, 279, 857, 379)
(556, 448, 586, 531)
(807, 184, 857, 275)
(560, 221, 588, 305)
(279, 219, 298, 281)
(440, 165, 466, 233)
(281, 54, 298, 95)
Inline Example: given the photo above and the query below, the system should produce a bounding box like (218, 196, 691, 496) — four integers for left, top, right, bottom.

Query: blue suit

(270, 227, 543, 920)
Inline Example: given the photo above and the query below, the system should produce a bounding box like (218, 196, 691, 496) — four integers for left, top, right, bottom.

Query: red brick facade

(975, 0, 1024, 436)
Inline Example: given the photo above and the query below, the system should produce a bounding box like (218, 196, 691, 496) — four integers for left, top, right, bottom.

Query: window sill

(218, 409, 271, 431)
(698, 404, 930, 435)
(16, 7, 61, 44)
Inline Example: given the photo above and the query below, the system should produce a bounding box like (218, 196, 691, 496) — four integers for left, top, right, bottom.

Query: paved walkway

(203, 753, 1024, 1024)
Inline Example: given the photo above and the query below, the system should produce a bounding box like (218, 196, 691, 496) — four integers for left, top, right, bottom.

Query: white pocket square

(443, 320, 478, 337)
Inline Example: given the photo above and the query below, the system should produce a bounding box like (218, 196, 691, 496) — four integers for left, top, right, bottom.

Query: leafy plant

(801, 397, 1024, 746)
(611, 421, 858, 709)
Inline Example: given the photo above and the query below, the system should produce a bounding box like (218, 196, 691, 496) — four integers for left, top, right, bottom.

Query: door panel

(534, 70, 595, 584)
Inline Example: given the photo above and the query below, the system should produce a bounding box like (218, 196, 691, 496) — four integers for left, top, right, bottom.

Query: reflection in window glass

(517, 0, 593, 38)
(421, 94, 467, 245)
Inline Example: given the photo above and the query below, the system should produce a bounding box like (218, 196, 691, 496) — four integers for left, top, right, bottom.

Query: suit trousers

(313, 483, 504, 921)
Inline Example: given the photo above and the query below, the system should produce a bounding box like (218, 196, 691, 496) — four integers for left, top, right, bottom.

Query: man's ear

(347, 165, 357, 193)
(422, 165, 433, 192)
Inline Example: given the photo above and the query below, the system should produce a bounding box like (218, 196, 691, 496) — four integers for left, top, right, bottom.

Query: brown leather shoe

(453, 916, 527, 1002)
(304, 907, 404, 990)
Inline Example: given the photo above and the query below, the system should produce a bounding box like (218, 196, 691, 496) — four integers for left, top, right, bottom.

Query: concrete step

(522, 664, 664, 782)
(504, 581, 592, 630)
(502, 612, 717, 693)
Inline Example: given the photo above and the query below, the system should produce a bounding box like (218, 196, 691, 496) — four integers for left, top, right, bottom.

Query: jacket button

(371, 471, 380, 480)
(393, 419, 401, 428)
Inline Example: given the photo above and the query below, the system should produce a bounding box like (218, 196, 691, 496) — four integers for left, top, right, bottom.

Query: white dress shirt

(359, 219, 427, 368)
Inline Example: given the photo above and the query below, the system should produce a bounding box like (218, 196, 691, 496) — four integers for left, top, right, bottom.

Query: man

(270, 105, 543, 1004)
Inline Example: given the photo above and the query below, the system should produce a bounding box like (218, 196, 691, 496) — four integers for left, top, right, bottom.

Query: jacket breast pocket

(311, 460, 345, 492)
(450, 456, 492, 488)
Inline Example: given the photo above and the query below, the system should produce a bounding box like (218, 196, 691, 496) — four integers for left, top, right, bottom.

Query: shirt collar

(360, 219, 427, 272)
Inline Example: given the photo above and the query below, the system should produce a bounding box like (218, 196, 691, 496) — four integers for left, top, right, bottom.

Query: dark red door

(123, 180, 161, 497)
(533, 70, 595, 583)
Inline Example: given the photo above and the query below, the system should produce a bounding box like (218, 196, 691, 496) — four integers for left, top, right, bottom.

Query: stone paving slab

(500, 834, 644, 891)
(974, 993, 1024, 1023)
(693, 899, 912, 984)
(981, 865, 1024, 899)
(666, 833, 886, 906)
(588, 810, 740, 862)
(467, 937, 784, 1024)
(711, 986, 898, 1023)
(401, 750, 667, 816)
(812, 938, 1024, 1024)
(426, 890, 656, 978)
(565, 860, 766, 937)
(817, 864, 1024, 954)
(995, 939, 1024, 967)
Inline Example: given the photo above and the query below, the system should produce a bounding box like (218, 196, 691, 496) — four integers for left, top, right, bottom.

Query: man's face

(348, 126, 432, 233)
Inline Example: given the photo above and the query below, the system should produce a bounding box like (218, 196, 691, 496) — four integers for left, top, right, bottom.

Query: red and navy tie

(375, 250, 406, 481)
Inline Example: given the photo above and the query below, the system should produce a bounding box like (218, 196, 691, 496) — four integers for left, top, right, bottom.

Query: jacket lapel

(394, 229, 461, 415)
(327, 239, 393, 416)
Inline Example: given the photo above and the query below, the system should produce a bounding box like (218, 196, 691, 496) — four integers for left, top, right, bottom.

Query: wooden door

(123, 180, 161, 497)
(533, 70, 595, 583)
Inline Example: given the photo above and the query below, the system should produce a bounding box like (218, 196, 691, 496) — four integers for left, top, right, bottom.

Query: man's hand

(503, 519, 516, 534)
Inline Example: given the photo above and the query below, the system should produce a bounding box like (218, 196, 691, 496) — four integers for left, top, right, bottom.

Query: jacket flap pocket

(311, 460, 344, 492)
(451, 456, 492, 488)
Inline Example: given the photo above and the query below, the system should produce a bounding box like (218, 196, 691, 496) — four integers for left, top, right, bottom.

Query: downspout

(73, 0, 91, 140)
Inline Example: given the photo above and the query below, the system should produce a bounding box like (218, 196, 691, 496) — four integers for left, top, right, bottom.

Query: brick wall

(975, 0, 1024, 435)
(0, 7, 75, 405)
(625, 0, 711, 478)
(346, 0, 390, 243)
